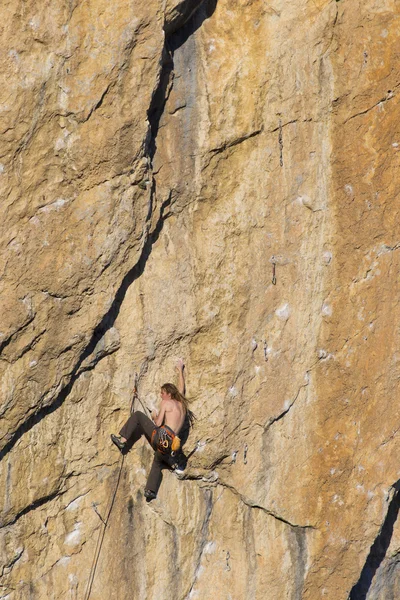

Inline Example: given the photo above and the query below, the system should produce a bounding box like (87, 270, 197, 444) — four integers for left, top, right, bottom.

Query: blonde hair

(161, 383, 195, 426)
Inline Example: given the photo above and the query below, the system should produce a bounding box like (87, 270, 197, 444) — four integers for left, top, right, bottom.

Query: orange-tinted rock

(1, 1, 400, 599)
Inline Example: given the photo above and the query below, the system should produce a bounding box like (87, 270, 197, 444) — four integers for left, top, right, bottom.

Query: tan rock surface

(1, 0, 400, 599)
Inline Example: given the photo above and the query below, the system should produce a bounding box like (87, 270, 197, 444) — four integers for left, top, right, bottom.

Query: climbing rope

(83, 363, 148, 599)
(83, 454, 125, 600)
(130, 371, 139, 415)
(130, 364, 151, 416)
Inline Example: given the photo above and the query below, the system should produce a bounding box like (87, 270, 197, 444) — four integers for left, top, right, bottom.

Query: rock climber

(110, 359, 193, 501)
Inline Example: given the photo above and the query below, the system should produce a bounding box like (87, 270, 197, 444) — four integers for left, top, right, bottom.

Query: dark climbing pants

(119, 411, 170, 494)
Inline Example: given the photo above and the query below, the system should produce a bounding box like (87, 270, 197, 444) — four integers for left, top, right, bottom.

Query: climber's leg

(145, 451, 164, 499)
(119, 411, 154, 442)
(111, 411, 154, 452)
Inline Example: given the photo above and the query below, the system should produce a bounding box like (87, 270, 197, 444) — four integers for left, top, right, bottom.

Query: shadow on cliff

(0, 0, 218, 465)
(348, 480, 400, 600)
(147, 0, 218, 161)
(0, 193, 172, 464)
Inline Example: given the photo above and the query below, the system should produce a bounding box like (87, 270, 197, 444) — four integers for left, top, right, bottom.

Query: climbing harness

(151, 425, 181, 455)
(83, 454, 125, 600)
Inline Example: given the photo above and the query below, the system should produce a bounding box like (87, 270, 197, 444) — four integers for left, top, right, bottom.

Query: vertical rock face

(1, 1, 400, 598)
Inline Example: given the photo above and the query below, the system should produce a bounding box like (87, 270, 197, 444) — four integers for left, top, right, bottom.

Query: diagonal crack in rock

(0, 0, 215, 459)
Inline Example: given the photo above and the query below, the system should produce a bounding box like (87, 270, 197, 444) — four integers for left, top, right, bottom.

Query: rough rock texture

(1, 0, 400, 599)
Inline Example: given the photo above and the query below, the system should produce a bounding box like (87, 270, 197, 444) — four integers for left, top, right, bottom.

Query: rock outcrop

(1, 0, 400, 598)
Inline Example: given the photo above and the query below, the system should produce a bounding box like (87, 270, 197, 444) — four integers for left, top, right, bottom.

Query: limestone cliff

(1, 0, 400, 599)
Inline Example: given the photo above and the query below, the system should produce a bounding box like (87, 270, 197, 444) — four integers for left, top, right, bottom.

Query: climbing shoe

(111, 434, 126, 452)
(171, 453, 187, 473)
(144, 489, 157, 502)
(174, 468, 185, 479)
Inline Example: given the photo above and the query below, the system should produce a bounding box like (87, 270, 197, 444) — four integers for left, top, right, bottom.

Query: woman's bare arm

(176, 358, 185, 395)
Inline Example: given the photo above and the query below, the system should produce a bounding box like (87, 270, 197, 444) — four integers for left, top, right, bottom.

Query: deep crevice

(264, 380, 309, 431)
(0, 546, 24, 577)
(205, 128, 263, 167)
(244, 500, 315, 531)
(0, 315, 35, 356)
(0, 195, 172, 464)
(164, 0, 204, 36)
(147, 46, 174, 162)
(1, 0, 219, 463)
(1, 489, 63, 528)
(147, 0, 218, 163)
(84, 82, 113, 123)
(348, 481, 400, 600)
(168, 0, 218, 52)
(184, 488, 213, 599)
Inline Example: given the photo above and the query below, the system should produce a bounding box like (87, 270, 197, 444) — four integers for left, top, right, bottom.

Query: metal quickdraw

(159, 428, 170, 450)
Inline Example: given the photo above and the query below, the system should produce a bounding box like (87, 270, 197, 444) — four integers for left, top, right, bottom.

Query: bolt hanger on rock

(91, 502, 106, 525)
(263, 340, 269, 362)
(271, 256, 277, 285)
(244, 443, 248, 465)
